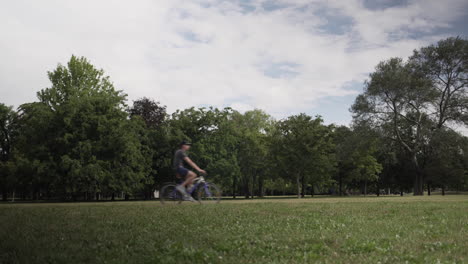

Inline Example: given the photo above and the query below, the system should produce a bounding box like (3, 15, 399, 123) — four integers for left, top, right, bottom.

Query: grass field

(1, 196, 467, 264)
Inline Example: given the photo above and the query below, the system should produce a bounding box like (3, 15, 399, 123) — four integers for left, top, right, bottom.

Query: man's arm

(183, 157, 206, 173)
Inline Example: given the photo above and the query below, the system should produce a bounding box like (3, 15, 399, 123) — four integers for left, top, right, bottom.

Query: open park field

(1, 196, 467, 264)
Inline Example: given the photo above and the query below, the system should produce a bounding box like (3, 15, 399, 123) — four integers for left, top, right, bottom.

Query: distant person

(173, 141, 206, 201)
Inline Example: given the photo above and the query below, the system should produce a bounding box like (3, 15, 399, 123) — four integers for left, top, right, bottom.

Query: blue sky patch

(180, 31, 211, 43)
(261, 1, 289, 12)
(310, 81, 363, 125)
(237, 0, 257, 13)
(363, 0, 410, 10)
(315, 7, 354, 35)
(261, 62, 300, 79)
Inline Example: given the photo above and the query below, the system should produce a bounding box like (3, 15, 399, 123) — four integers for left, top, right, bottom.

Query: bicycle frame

(171, 176, 213, 199)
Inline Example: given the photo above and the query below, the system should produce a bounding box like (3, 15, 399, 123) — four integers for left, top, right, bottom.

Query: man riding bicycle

(173, 141, 206, 201)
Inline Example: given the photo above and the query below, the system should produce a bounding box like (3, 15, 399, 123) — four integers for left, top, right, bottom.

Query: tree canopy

(1, 37, 467, 201)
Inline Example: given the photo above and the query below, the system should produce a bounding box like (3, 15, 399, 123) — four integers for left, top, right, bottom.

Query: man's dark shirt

(173, 149, 188, 170)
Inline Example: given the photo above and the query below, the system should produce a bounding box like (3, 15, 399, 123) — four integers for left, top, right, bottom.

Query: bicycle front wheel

(196, 182, 221, 204)
(160, 184, 183, 204)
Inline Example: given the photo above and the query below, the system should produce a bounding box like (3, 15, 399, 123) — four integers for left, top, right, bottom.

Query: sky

(1, 0, 467, 125)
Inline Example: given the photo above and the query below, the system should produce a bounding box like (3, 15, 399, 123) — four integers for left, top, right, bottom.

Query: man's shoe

(176, 185, 188, 196)
(176, 185, 196, 202)
(183, 196, 197, 202)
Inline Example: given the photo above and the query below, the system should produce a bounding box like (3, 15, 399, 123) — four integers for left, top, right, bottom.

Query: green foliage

(128, 98, 168, 197)
(11, 56, 151, 199)
(195, 108, 242, 194)
(348, 125, 383, 192)
(333, 124, 384, 195)
(1, 37, 467, 200)
(129, 97, 167, 129)
(410, 37, 468, 127)
(167, 108, 273, 198)
(0, 103, 17, 200)
(272, 114, 335, 197)
(352, 37, 468, 195)
(425, 129, 468, 190)
(232, 110, 273, 198)
(0, 103, 15, 160)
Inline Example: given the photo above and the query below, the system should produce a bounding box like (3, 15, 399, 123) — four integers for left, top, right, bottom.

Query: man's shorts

(176, 167, 189, 177)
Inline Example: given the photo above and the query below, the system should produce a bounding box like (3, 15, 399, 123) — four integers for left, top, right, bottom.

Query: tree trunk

(427, 183, 431, 196)
(258, 178, 264, 198)
(376, 180, 380, 197)
(2, 190, 7, 201)
(364, 180, 368, 196)
(125, 194, 130, 201)
(296, 175, 301, 198)
(111, 193, 115, 201)
(339, 173, 343, 196)
(442, 186, 445, 196)
(232, 176, 237, 199)
(414, 172, 424, 195)
(412, 154, 424, 196)
(311, 184, 314, 197)
(250, 170, 255, 199)
(244, 183, 249, 199)
(400, 191, 403, 196)
(251, 183, 254, 199)
(301, 175, 306, 198)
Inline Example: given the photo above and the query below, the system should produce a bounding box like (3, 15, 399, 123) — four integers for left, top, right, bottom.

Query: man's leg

(180, 171, 196, 187)
(175, 168, 196, 202)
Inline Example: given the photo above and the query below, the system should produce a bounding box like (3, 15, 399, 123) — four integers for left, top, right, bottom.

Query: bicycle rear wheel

(196, 182, 221, 204)
(160, 184, 183, 204)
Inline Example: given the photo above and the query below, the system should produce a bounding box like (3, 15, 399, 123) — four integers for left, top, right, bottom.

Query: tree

(352, 57, 434, 195)
(231, 110, 272, 198)
(15, 55, 151, 200)
(350, 124, 383, 195)
(334, 124, 382, 196)
(352, 37, 467, 195)
(0, 103, 17, 200)
(410, 37, 468, 129)
(167, 108, 274, 198)
(14, 102, 56, 200)
(129, 97, 167, 129)
(162, 107, 238, 196)
(424, 129, 467, 195)
(195, 108, 242, 197)
(273, 114, 335, 198)
(129, 98, 167, 198)
(333, 126, 353, 196)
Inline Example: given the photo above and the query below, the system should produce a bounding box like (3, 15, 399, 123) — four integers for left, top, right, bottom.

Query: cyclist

(173, 141, 206, 201)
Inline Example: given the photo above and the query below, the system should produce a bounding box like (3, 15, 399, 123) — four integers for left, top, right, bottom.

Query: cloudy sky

(1, 0, 467, 125)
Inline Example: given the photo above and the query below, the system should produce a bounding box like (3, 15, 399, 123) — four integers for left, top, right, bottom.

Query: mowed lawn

(1, 196, 467, 264)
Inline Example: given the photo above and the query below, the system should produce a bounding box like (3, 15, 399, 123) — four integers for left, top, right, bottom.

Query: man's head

(180, 140, 192, 151)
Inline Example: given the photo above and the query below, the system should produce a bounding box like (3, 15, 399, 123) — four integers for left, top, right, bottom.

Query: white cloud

(0, 0, 466, 123)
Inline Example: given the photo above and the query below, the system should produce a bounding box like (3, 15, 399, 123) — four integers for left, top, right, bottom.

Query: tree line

(0, 37, 467, 201)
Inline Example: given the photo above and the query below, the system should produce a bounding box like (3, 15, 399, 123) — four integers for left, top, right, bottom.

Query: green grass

(1, 196, 467, 264)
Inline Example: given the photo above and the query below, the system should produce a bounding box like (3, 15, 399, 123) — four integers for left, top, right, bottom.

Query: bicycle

(159, 173, 221, 204)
